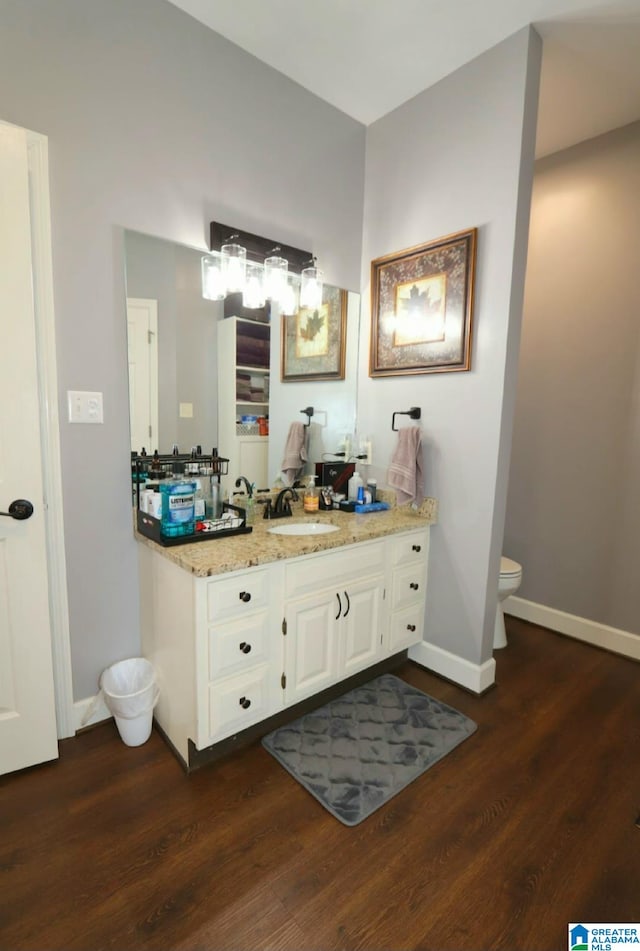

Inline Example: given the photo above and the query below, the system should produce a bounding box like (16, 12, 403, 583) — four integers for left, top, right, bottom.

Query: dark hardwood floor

(1, 617, 639, 951)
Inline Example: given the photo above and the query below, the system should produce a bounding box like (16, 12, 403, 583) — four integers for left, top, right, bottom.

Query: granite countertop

(135, 492, 438, 578)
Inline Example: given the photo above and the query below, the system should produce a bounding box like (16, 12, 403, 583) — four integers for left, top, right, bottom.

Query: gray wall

(504, 121, 640, 636)
(358, 28, 542, 666)
(0, 0, 365, 699)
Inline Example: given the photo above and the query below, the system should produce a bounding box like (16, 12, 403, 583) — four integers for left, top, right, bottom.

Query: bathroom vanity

(137, 499, 436, 769)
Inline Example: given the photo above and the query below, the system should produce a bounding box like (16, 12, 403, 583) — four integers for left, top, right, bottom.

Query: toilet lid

(500, 556, 522, 576)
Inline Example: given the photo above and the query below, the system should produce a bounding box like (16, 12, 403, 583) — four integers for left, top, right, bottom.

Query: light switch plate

(68, 390, 104, 424)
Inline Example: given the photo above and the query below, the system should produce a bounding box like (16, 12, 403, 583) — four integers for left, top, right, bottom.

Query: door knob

(0, 499, 34, 520)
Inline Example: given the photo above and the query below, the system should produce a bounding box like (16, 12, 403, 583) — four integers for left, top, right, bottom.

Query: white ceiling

(167, 0, 640, 157)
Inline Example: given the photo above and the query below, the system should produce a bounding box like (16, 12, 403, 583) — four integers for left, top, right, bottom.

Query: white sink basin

(267, 522, 340, 536)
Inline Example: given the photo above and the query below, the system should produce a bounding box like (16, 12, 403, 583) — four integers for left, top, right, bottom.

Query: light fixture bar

(210, 221, 312, 273)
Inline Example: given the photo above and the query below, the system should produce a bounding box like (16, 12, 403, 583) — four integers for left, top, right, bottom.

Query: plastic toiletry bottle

(347, 469, 364, 501)
(159, 478, 196, 537)
(303, 476, 319, 513)
(193, 479, 206, 520)
(367, 478, 377, 503)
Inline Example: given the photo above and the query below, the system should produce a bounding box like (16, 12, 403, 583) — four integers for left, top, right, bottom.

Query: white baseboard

(504, 596, 640, 661)
(408, 641, 496, 694)
(73, 694, 112, 733)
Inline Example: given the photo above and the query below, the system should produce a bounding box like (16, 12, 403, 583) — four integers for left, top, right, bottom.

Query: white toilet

(494, 556, 523, 649)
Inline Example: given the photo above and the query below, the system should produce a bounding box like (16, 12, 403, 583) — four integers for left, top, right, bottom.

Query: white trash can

(101, 658, 159, 747)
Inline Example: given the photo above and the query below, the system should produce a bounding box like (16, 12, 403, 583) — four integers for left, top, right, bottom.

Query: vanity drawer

(208, 612, 270, 681)
(389, 604, 424, 652)
(208, 666, 272, 740)
(285, 540, 384, 600)
(206, 567, 270, 623)
(392, 530, 429, 568)
(391, 562, 427, 612)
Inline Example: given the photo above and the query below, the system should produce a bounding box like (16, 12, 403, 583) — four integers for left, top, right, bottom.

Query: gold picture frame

(369, 228, 477, 376)
(281, 285, 347, 381)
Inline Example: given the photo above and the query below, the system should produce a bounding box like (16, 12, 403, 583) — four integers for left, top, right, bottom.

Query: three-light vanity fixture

(201, 221, 324, 313)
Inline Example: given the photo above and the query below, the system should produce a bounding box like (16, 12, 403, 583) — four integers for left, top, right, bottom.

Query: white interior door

(0, 121, 58, 775)
(127, 298, 158, 453)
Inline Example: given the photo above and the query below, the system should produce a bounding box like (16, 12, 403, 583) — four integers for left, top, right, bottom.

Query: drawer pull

(238, 591, 252, 603)
(239, 641, 252, 654)
(412, 544, 421, 552)
(407, 624, 416, 632)
(239, 696, 252, 710)
(343, 590, 350, 618)
(409, 582, 419, 590)
(335, 592, 342, 620)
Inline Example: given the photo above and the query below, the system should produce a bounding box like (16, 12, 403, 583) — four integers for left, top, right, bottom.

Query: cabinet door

(389, 603, 424, 652)
(391, 562, 427, 612)
(206, 566, 270, 623)
(207, 665, 273, 743)
(284, 592, 339, 705)
(208, 611, 270, 681)
(392, 529, 429, 567)
(340, 575, 385, 677)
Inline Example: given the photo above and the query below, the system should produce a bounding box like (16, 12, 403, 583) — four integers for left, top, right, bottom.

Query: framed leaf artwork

(281, 284, 347, 381)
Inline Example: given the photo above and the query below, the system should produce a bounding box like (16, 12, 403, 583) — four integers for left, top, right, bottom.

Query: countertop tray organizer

(132, 451, 252, 546)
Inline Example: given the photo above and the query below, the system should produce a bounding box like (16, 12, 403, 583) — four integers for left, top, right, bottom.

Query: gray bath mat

(261, 673, 477, 826)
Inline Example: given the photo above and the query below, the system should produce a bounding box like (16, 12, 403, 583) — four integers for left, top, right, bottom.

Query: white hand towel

(387, 426, 424, 506)
(281, 422, 308, 484)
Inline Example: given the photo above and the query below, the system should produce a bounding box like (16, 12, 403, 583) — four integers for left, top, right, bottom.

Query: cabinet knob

(410, 582, 419, 590)
(239, 642, 252, 654)
(238, 696, 251, 709)
(239, 591, 252, 603)
(407, 624, 416, 632)
(412, 544, 421, 552)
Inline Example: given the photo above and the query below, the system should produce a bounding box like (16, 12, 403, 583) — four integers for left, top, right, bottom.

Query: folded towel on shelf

(281, 422, 308, 484)
(387, 426, 424, 506)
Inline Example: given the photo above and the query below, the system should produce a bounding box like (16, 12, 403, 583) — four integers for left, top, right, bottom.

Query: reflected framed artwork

(281, 285, 347, 381)
(369, 228, 477, 376)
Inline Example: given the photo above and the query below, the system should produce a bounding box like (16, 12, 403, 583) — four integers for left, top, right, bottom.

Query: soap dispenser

(303, 475, 319, 513)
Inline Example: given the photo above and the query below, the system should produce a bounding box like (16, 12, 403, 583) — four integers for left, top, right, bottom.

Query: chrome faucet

(263, 487, 298, 519)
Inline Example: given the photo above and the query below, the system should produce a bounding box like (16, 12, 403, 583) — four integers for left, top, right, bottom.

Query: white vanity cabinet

(282, 540, 386, 705)
(388, 528, 429, 651)
(139, 548, 283, 764)
(138, 522, 430, 768)
(198, 565, 283, 749)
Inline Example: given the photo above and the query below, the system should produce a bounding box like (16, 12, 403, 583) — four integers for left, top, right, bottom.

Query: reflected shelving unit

(217, 315, 270, 493)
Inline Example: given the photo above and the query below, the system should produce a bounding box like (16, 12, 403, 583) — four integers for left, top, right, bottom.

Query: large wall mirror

(124, 229, 360, 491)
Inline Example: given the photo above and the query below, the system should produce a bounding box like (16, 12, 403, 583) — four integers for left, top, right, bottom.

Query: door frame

(126, 297, 159, 452)
(14, 121, 74, 738)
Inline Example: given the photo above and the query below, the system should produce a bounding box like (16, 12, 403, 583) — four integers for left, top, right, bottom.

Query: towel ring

(300, 406, 314, 428)
(392, 407, 421, 431)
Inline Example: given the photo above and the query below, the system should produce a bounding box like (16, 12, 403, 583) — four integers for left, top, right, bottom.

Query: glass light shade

(300, 265, 324, 309)
(243, 261, 266, 309)
(221, 242, 247, 293)
(281, 277, 299, 316)
(201, 254, 225, 300)
(264, 255, 288, 303)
